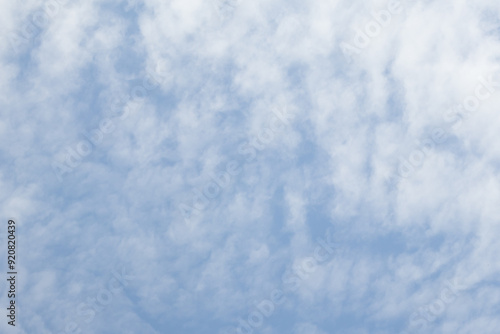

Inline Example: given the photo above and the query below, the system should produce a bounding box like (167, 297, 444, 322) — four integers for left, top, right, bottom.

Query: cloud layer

(1, 0, 500, 333)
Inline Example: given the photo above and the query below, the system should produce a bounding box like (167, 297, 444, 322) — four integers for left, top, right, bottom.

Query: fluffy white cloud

(1, 0, 500, 333)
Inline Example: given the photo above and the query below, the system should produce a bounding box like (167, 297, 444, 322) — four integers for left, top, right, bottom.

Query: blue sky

(1, 0, 500, 333)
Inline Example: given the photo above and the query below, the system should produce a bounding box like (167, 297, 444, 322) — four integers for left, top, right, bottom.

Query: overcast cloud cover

(1, 0, 500, 333)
